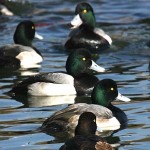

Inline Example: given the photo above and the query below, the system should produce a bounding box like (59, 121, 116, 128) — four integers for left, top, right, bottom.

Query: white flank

(71, 14, 83, 29)
(96, 117, 120, 132)
(94, 28, 112, 45)
(16, 50, 43, 68)
(28, 82, 77, 96)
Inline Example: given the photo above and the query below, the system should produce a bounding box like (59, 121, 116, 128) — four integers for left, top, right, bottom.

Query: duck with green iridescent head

(7, 48, 105, 96)
(64, 2, 112, 53)
(0, 20, 43, 69)
(40, 79, 130, 135)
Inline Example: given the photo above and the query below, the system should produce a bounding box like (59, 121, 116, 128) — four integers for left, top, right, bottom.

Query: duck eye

(32, 26, 35, 29)
(110, 87, 114, 91)
(83, 9, 87, 14)
(82, 57, 86, 61)
(93, 119, 96, 122)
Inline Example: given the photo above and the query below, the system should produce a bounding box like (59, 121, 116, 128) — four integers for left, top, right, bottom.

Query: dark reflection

(138, 18, 150, 25)
(0, 65, 20, 79)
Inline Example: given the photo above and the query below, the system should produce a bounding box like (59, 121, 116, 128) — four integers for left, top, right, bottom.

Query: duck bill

(70, 14, 83, 29)
(116, 92, 131, 102)
(35, 32, 44, 40)
(89, 60, 105, 72)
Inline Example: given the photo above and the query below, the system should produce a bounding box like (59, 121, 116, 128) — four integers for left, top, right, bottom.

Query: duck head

(66, 48, 105, 77)
(71, 2, 96, 29)
(91, 79, 131, 107)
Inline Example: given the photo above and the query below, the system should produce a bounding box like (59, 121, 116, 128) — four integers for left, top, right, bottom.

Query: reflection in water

(11, 95, 77, 107)
(0, 66, 40, 79)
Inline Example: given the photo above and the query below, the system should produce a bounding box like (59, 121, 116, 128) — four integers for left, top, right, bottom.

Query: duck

(7, 48, 105, 96)
(59, 112, 114, 150)
(0, 20, 43, 69)
(0, 2, 13, 16)
(64, 2, 112, 53)
(40, 79, 130, 135)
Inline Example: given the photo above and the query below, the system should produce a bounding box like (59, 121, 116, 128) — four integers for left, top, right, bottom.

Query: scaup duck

(7, 48, 105, 96)
(40, 79, 130, 134)
(64, 2, 112, 52)
(0, 3, 13, 16)
(0, 20, 43, 68)
(60, 112, 114, 150)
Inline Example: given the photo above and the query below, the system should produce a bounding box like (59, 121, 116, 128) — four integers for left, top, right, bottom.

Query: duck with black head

(64, 2, 112, 53)
(0, 20, 43, 69)
(60, 112, 114, 150)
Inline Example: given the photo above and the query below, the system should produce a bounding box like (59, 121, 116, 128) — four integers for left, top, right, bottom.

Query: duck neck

(108, 104, 127, 124)
(75, 122, 96, 136)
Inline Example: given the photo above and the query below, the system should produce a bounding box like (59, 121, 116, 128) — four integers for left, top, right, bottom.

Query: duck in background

(40, 79, 130, 136)
(0, 20, 43, 69)
(60, 112, 114, 150)
(0, 0, 13, 16)
(7, 48, 105, 96)
(0, 0, 33, 16)
(64, 2, 112, 53)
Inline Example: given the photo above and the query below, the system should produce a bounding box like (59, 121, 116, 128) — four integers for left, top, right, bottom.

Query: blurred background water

(0, 0, 150, 149)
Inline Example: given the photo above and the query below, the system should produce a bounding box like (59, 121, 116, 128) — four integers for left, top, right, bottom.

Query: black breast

(74, 74, 99, 95)
(65, 27, 110, 52)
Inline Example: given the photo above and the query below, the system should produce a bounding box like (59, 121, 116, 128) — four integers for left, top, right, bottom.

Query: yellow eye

(83, 9, 87, 14)
(93, 119, 96, 122)
(32, 26, 35, 29)
(110, 87, 114, 91)
(82, 57, 86, 61)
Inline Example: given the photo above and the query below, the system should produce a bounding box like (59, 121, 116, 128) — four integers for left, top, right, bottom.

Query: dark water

(0, 0, 150, 149)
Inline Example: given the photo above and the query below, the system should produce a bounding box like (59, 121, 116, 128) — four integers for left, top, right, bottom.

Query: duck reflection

(0, 67, 41, 79)
(10, 94, 79, 108)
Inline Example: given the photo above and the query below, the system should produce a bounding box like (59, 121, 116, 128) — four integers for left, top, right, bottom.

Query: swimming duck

(40, 79, 130, 134)
(59, 112, 114, 150)
(64, 2, 112, 52)
(0, 20, 43, 68)
(7, 48, 105, 96)
(0, 3, 13, 16)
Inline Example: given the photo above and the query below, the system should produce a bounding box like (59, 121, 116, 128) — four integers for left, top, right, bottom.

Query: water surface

(0, 0, 150, 149)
